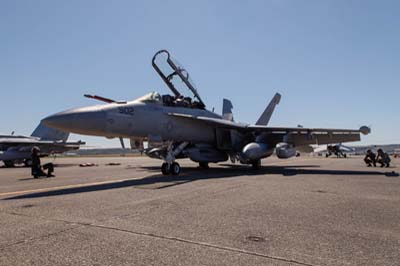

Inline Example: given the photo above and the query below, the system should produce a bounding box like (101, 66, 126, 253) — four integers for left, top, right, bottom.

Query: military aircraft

(43, 50, 370, 175)
(313, 143, 355, 158)
(0, 122, 84, 167)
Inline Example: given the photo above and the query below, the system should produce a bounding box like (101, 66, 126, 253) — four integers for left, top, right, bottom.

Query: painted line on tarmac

(0, 175, 149, 198)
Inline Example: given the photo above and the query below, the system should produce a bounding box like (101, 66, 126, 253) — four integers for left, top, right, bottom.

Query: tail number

(118, 107, 135, 116)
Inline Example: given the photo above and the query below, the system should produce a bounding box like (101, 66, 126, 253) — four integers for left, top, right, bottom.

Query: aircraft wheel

(251, 160, 261, 170)
(170, 162, 181, 175)
(199, 162, 209, 169)
(161, 163, 170, 175)
(24, 159, 32, 167)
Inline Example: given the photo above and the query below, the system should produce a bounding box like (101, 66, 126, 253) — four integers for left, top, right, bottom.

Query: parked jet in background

(313, 143, 355, 158)
(43, 50, 370, 175)
(0, 122, 84, 167)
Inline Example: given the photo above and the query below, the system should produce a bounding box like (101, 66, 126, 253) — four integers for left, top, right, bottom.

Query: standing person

(364, 149, 376, 167)
(31, 147, 55, 178)
(376, 149, 391, 168)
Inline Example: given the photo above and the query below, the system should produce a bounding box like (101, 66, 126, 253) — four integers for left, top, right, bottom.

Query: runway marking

(0, 176, 147, 198)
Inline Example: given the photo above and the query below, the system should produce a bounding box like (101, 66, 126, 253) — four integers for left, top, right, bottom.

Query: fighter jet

(313, 143, 355, 158)
(0, 122, 85, 167)
(43, 50, 370, 175)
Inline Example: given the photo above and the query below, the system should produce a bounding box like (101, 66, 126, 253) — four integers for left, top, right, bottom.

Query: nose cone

(43, 106, 106, 136)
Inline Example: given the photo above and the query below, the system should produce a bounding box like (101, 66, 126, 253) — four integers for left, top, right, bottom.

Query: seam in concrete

(0, 225, 81, 250)
(1, 211, 317, 266)
(81, 222, 318, 266)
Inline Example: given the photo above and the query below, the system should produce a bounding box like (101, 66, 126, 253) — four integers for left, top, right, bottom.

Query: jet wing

(0, 139, 57, 145)
(168, 113, 369, 146)
(0, 138, 85, 150)
(247, 125, 364, 145)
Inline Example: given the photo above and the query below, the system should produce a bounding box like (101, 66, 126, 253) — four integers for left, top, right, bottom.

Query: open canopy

(152, 50, 205, 108)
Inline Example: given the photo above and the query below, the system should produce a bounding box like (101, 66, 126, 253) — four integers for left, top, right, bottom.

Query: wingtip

(359, 126, 371, 135)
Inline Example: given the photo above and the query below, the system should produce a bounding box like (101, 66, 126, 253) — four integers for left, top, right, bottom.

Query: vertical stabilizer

(255, 93, 281, 125)
(222, 98, 234, 121)
(31, 122, 69, 141)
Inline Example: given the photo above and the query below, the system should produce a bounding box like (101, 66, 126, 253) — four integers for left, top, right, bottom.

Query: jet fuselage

(44, 99, 221, 144)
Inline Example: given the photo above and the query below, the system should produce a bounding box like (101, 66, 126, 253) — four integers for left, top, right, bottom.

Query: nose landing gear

(162, 162, 181, 175)
(160, 142, 188, 175)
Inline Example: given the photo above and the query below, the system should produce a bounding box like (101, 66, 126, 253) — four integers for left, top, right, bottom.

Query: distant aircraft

(43, 50, 370, 175)
(0, 122, 85, 167)
(314, 144, 355, 158)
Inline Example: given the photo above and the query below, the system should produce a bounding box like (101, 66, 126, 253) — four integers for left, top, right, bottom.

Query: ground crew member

(364, 150, 376, 167)
(31, 147, 55, 178)
(376, 149, 391, 168)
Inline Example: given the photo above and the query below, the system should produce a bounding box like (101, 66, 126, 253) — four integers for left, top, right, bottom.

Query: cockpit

(137, 91, 205, 109)
(137, 92, 162, 103)
(151, 50, 206, 109)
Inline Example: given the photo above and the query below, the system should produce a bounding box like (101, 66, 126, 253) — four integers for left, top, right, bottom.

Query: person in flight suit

(31, 147, 55, 178)
(364, 149, 376, 167)
(376, 148, 391, 168)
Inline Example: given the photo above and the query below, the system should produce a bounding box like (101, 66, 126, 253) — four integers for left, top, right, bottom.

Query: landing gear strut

(160, 142, 188, 175)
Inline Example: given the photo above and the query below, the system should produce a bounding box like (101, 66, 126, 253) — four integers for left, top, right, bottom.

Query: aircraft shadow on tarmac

(4, 165, 396, 200)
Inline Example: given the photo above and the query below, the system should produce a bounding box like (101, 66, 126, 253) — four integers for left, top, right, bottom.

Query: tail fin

(222, 98, 234, 121)
(31, 122, 70, 141)
(256, 93, 281, 125)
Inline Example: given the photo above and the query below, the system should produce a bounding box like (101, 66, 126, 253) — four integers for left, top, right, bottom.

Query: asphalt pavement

(0, 156, 399, 266)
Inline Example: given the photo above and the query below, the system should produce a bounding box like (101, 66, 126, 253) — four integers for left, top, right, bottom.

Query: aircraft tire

(161, 163, 170, 175)
(24, 159, 32, 167)
(199, 162, 209, 169)
(3, 160, 15, 168)
(251, 160, 261, 170)
(170, 162, 180, 175)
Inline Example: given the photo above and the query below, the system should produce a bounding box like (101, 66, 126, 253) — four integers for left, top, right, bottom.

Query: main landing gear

(24, 159, 32, 167)
(251, 159, 261, 170)
(160, 142, 188, 175)
(198, 162, 209, 169)
(3, 160, 15, 168)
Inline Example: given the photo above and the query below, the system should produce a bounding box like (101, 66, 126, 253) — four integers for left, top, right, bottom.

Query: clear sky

(1, 0, 399, 148)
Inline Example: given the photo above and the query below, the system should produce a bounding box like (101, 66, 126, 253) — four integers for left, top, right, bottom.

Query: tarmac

(0, 156, 399, 266)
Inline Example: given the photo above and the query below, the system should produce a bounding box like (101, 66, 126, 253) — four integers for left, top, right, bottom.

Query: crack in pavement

(0, 225, 81, 250)
(1, 210, 317, 266)
(85, 223, 318, 266)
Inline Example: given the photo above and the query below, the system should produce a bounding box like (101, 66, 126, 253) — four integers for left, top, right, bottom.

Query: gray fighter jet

(43, 50, 370, 175)
(0, 122, 84, 167)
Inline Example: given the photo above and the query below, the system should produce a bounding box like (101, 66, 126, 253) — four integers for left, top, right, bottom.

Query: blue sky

(1, 0, 399, 147)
